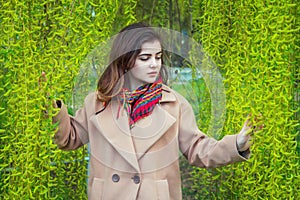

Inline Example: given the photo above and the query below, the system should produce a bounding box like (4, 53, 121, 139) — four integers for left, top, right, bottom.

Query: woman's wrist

(52, 100, 62, 108)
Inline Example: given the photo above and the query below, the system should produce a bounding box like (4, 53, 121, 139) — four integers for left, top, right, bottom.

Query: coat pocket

(90, 178, 105, 200)
(156, 180, 170, 200)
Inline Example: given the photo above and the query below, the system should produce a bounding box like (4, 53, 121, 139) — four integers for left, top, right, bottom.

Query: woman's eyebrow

(139, 51, 162, 56)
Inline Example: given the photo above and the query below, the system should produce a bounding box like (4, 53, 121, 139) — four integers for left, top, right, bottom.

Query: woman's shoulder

(84, 92, 98, 104)
(83, 92, 105, 114)
(161, 84, 189, 105)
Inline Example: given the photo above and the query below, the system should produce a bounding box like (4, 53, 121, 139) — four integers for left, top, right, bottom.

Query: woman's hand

(237, 118, 253, 152)
(39, 72, 59, 116)
(237, 114, 263, 152)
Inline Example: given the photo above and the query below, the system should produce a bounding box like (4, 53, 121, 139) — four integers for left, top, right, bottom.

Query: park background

(0, 0, 299, 199)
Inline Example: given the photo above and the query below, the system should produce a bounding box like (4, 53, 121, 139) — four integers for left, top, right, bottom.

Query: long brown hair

(96, 22, 168, 102)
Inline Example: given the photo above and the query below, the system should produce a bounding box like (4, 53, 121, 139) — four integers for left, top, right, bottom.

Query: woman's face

(127, 40, 162, 90)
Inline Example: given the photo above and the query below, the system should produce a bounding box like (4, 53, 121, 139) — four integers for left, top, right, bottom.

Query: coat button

(132, 175, 140, 184)
(112, 174, 120, 182)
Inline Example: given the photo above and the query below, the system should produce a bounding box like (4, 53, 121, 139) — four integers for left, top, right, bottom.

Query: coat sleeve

(52, 96, 91, 151)
(177, 93, 249, 168)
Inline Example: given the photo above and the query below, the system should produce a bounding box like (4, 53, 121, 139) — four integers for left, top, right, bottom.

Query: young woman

(53, 22, 254, 200)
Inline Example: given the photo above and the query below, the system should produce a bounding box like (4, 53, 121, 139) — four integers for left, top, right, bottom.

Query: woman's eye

(156, 56, 162, 60)
(139, 56, 149, 61)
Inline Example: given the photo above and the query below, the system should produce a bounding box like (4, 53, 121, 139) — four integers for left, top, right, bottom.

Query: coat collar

(90, 85, 176, 172)
(160, 84, 176, 103)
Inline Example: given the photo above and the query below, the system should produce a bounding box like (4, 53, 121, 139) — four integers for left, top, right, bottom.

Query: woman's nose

(150, 58, 158, 67)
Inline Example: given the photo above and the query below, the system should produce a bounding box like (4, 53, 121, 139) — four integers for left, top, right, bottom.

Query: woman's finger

(245, 128, 253, 136)
(38, 71, 47, 86)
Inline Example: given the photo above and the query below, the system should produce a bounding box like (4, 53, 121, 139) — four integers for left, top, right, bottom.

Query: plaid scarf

(118, 79, 162, 128)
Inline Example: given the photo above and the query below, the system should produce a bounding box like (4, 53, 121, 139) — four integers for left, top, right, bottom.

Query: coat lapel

(89, 85, 177, 171)
(90, 100, 140, 172)
(131, 85, 177, 159)
(131, 105, 176, 159)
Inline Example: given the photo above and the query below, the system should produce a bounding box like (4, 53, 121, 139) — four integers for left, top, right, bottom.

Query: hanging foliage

(191, 0, 299, 199)
(0, 0, 299, 199)
(0, 0, 119, 199)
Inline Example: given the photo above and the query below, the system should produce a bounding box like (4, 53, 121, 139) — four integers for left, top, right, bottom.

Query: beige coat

(53, 85, 248, 200)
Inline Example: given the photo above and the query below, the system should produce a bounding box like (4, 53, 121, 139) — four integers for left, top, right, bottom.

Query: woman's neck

(124, 75, 147, 91)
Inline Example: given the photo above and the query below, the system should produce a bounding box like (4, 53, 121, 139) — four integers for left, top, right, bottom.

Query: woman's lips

(148, 71, 157, 75)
